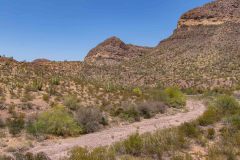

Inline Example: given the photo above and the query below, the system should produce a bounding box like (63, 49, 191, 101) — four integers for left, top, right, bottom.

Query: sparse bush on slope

(64, 95, 80, 110)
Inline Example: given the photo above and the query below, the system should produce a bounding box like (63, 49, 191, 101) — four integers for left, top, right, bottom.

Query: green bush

(215, 95, 240, 114)
(121, 133, 143, 156)
(179, 122, 200, 138)
(69, 147, 115, 160)
(51, 77, 60, 85)
(32, 80, 43, 91)
(228, 115, 240, 130)
(7, 113, 25, 135)
(120, 107, 141, 122)
(75, 107, 107, 133)
(64, 95, 80, 110)
(150, 87, 186, 108)
(198, 106, 220, 126)
(164, 87, 186, 108)
(28, 105, 81, 136)
(132, 88, 142, 96)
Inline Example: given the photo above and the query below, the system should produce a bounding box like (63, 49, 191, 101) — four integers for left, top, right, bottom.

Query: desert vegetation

(62, 94, 240, 160)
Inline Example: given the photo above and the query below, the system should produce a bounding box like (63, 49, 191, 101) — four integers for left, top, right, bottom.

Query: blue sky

(0, 0, 212, 61)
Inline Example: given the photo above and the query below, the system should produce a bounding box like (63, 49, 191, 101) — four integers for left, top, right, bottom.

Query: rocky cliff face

(84, 37, 152, 65)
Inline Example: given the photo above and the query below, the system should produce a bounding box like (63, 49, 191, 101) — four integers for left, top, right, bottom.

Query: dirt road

(30, 100, 206, 159)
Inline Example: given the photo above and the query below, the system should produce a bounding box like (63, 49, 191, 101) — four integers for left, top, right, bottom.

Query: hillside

(1, 0, 240, 159)
(83, 0, 240, 91)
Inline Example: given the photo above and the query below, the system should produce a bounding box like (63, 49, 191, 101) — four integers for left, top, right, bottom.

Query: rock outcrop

(178, 0, 240, 27)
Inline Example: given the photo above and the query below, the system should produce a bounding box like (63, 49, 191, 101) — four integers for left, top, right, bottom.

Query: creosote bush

(28, 105, 81, 136)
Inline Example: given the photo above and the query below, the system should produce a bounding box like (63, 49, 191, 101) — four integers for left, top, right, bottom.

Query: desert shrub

(51, 77, 60, 85)
(132, 87, 142, 96)
(69, 147, 115, 160)
(150, 87, 186, 108)
(120, 107, 140, 122)
(137, 102, 166, 119)
(31, 80, 43, 91)
(228, 115, 240, 130)
(7, 113, 25, 135)
(163, 87, 186, 108)
(208, 145, 237, 160)
(215, 95, 240, 114)
(115, 128, 186, 159)
(75, 107, 107, 133)
(28, 105, 81, 136)
(119, 133, 143, 156)
(64, 95, 80, 110)
(14, 152, 50, 160)
(179, 122, 200, 138)
(207, 128, 215, 140)
(198, 106, 220, 126)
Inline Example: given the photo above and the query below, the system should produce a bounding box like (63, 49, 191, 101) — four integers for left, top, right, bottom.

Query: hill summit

(84, 36, 152, 65)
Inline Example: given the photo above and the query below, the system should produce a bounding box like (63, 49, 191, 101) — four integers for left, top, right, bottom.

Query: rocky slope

(84, 37, 152, 65)
(82, 0, 240, 91)
(178, 0, 240, 27)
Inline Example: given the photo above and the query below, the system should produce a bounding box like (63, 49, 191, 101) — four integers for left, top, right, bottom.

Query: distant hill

(82, 0, 240, 91)
(84, 36, 152, 65)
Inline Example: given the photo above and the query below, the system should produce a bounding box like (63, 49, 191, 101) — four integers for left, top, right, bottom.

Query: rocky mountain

(84, 36, 152, 65)
(82, 0, 240, 91)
